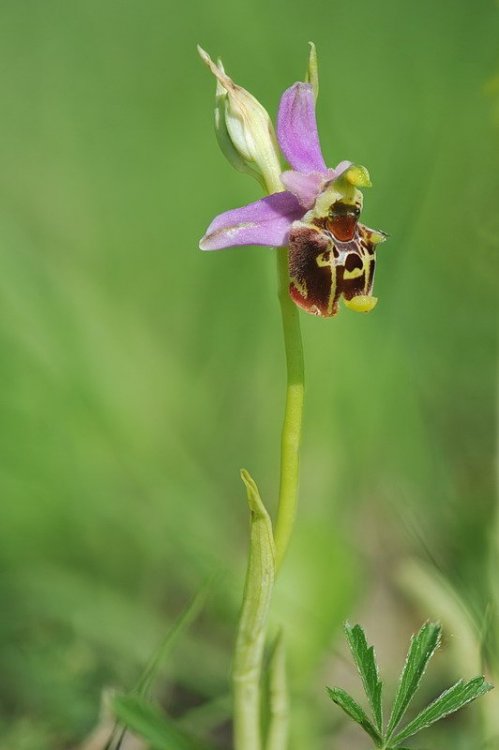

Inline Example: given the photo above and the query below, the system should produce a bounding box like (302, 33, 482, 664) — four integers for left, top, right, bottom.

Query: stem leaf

(345, 622, 383, 732)
(105, 585, 210, 750)
(386, 621, 441, 738)
(265, 629, 289, 750)
(326, 687, 382, 746)
(232, 470, 276, 750)
(390, 676, 493, 745)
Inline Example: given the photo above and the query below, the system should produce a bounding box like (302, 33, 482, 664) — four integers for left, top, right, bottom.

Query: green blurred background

(0, 0, 498, 748)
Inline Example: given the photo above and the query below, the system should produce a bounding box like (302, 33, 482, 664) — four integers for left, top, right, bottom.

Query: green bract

(198, 46, 281, 190)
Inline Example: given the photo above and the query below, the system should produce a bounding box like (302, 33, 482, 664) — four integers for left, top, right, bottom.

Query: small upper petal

(280, 160, 354, 209)
(277, 82, 327, 173)
(280, 170, 327, 209)
(200, 191, 304, 250)
(325, 160, 353, 184)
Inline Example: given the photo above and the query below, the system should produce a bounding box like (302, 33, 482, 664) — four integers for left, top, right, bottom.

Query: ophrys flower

(199, 57, 387, 317)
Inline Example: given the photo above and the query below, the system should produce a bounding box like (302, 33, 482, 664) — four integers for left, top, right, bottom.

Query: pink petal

(280, 170, 328, 208)
(277, 83, 327, 173)
(199, 191, 304, 251)
(280, 160, 354, 209)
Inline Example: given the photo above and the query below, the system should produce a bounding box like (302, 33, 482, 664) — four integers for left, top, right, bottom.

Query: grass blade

(327, 687, 382, 746)
(135, 579, 213, 697)
(345, 623, 383, 733)
(390, 676, 493, 745)
(113, 694, 214, 750)
(386, 621, 441, 738)
(177, 693, 231, 735)
(105, 582, 212, 750)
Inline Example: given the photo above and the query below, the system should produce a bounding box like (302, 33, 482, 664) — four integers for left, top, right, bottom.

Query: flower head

(199, 57, 387, 317)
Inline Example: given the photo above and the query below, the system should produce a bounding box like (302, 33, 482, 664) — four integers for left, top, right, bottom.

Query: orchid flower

(200, 72, 388, 317)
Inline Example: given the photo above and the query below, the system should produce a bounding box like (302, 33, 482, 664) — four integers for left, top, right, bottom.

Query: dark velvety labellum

(288, 224, 337, 316)
(288, 221, 381, 317)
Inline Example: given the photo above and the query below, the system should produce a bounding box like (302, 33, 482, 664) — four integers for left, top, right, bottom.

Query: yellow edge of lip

(343, 295, 378, 313)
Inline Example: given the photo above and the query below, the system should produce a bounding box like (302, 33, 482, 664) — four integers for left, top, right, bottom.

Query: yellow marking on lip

(343, 295, 378, 313)
(314, 251, 337, 316)
(343, 266, 364, 280)
(316, 252, 331, 268)
(290, 274, 308, 298)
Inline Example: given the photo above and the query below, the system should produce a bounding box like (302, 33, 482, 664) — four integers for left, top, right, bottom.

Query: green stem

(261, 168, 305, 572)
(232, 169, 304, 750)
(273, 247, 305, 572)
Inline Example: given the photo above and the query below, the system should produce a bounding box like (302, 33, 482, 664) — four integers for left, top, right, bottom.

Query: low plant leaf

(113, 694, 212, 750)
(134, 580, 212, 697)
(327, 687, 382, 746)
(105, 584, 212, 750)
(390, 676, 493, 745)
(234, 469, 275, 679)
(386, 621, 441, 738)
(345, 623, 383, 732)
(177, 693, 231, 735)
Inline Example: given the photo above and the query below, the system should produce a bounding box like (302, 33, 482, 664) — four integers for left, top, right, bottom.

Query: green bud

(198, 46, 281, 189)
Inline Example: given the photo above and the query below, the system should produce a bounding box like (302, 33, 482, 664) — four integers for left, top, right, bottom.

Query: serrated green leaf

(386, 621, 441, 738)
(390, 676, 493, 745)
(113, 694, 213, 750)
(327, 687, 383, 746)
(345, 623, 383, 733)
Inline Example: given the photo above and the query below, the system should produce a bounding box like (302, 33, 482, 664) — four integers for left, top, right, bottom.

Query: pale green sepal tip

(198, 45, 281, 189)
(305, 41, 319, 100)
(213, 58, 264, 185)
